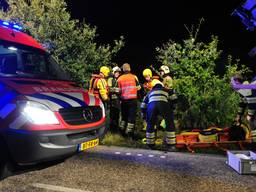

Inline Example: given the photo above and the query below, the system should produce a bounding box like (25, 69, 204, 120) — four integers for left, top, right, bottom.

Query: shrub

(156, 28, 248, 130)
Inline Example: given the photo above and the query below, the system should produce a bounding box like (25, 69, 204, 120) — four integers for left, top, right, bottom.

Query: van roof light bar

(0, 20, 23, 31)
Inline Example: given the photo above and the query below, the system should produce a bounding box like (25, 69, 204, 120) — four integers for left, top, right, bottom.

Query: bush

(156, 31, 248, 130)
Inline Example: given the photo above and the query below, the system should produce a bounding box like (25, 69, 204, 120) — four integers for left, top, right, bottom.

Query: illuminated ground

(0, 146, 255, 192)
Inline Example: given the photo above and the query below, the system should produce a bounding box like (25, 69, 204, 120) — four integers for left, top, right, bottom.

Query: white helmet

(112, 66, 121, 73)
(159, 65, 170, 74)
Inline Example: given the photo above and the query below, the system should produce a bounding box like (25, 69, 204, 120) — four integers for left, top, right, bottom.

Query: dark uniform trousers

(109, 98, 120, 132)
(146, 101, 175, 145)
(141, 86, 176, 146)
(120, 99, 137, 134)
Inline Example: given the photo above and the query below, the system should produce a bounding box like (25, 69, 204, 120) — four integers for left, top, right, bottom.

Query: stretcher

(175, 125, 253, 153)
(176, 139, 253, 153)
(142, 124, 253, 153)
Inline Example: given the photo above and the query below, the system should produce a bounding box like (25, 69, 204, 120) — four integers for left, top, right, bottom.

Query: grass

(101, 132, 146, 149)
(101, 131, 255, 155)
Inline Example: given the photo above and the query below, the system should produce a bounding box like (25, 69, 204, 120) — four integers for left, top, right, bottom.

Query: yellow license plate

(78, 138, 99, 151)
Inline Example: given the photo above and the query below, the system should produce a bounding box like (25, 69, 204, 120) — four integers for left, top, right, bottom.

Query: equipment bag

(198, 129, 218, 142)
(228, 122, 250, 141)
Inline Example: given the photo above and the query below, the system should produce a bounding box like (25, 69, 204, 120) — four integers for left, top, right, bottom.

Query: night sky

(1, 0, 255, 74)
(67, 0, 256, 74)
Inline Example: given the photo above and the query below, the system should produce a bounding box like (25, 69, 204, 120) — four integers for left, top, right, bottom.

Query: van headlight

(18, 101, 59, 125)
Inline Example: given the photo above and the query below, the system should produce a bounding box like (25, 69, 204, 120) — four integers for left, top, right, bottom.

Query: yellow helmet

(100, 66, 110, 77)
(143, 68, 152, 78)
(151, 79, 163, 87)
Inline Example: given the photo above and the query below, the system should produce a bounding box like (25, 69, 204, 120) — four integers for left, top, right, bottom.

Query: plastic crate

(227, 150, 256, 174)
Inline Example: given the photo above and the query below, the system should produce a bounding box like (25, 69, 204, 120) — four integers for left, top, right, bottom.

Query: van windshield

(0, 41, 70, 80)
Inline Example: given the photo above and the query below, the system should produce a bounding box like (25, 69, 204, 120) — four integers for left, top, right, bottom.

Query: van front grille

(59, 106, 102, 125)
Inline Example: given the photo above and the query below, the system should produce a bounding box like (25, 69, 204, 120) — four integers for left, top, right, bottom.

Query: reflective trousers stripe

(120, 121, 127, 130)
(146, 132, 155, 138)
(166, 131, 175, 138)
(146, 132, 155, 144)
(166, 138, 176, 145)
(252, 130, 256, 142)
(166, 131, 176, 145)
(126, 123, 134, 133)
(248, 109, 256, 116)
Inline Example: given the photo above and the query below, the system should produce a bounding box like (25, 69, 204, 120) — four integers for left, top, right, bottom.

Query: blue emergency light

(0, 20, 22, 31)
(2, 21, 10, 26)
(232, 0, 256, 31)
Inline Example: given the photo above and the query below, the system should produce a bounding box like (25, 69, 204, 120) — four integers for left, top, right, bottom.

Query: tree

(156, 24, 248, 130)
(0, 0, 124, 84)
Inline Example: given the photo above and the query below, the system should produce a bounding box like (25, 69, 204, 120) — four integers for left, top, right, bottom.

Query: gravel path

(0, 145, 255, 192)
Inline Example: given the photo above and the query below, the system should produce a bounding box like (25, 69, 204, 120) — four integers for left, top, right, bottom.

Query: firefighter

(143, 68, 154, 93)
(142, 68, 160, 93)
(118, 63, 141, 137)
(159, 65, 174, 89)
(141, 79, 177, 151)
(107, 66, 121, 133)
(89, 66, 110, 104)
(142, 68, 159, 131)
(232, 74, 256, 142)
(159, 65, 177, 130)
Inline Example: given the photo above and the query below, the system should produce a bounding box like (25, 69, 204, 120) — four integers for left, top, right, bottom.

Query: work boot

(164, 144, 178, 152)
(127, 132, 135, 140)
(119, 121, 127, 136)
(147, 144, 156, 150)
(125, 123, 135, 136)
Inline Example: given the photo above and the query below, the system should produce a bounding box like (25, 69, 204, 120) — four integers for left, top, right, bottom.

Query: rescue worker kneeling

(141, 79, 177, 151)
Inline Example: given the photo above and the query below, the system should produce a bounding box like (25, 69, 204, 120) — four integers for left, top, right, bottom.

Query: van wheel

(0, 140, 12, 180)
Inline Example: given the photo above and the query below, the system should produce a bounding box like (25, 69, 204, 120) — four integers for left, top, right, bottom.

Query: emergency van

(0, 20, 106, 179)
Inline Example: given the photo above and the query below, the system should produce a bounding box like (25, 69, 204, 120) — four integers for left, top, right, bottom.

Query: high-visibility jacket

(89, 74, 108, 101)
(162, 75, 173, 90)
(118, 73, 141, 100)
(107, 76, 120, 100)
(162, 75, 177, 101)
(143, 76, 159, 94)
(141, 86, 169, 110)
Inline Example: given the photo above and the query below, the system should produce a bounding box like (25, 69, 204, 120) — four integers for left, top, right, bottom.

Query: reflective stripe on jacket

(107, 76, 120, 100)
(141, 86, 169, 110)
(118, 73, 141, 100)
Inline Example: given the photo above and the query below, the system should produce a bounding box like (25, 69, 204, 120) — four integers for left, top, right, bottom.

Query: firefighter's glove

(169, 94, 178, 102)
(141, 112, 146, 120)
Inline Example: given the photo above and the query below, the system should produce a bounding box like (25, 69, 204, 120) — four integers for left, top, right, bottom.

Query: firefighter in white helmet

(159, 65, 173, 89)
(159, 65, 177, 135)
(107, 66, 121, 133)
